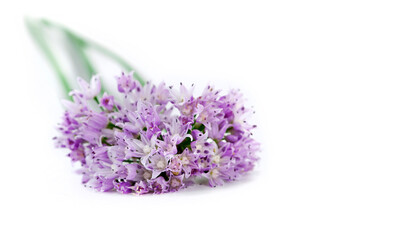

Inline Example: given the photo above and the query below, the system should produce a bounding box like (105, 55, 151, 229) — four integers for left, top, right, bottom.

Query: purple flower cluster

(56, 72, 260, 194)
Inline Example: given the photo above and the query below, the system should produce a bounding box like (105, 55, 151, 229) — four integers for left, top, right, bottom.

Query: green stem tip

(25, 17, 146, 99)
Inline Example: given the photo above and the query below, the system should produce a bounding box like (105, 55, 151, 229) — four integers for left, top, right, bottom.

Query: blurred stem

(89, 41, 145, 85)
(25, 18, 146, 100)
(25, 18, 72, 99)
(41, 19, 146, 86)
(64, 31, 97, 79)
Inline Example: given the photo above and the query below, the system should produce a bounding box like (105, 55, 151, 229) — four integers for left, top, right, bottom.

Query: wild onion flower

(55, 72, 260, 194)
(25, 18, 261, 195)
(56, 73, 259, 194)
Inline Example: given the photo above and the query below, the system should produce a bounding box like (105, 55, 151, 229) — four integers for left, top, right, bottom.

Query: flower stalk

(25, 18, 146, 98)
(25, 19, 72, 98)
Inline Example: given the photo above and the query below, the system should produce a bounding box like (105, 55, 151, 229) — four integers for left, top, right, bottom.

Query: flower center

(143, 145, 151, 154)
(212, 155, 221, 164)
(171, 178, 181, 188)
(181, 156, 189, 164)
(199, 111, 208, 121)
(210, 168, 220, 179)
(182, 104, 192, 115)
(156, 159, 166, 169)
(143, 171, 152, 180)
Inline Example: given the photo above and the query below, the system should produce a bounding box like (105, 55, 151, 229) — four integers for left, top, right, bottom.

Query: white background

(1, 1, 401, 239)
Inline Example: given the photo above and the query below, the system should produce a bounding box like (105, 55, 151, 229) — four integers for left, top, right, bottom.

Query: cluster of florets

(56, 72, 260, 194)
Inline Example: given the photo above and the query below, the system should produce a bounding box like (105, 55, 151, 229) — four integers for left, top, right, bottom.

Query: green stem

(25, 18, 72, 98)
(93, 96, 100, 104)
(65, 31, 97, 78)
(106, 122, 122, 130)
(42, 19, 145, 86)
(88, 42, 145, 85)
(42, 20, 110, 94)
(26, 17, 146, 102)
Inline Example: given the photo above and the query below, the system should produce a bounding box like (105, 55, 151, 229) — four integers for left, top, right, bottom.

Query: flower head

(55, 72, 260, 194)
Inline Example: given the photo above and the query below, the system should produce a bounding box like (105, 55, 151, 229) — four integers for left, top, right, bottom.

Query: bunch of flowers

(55, 72, 260, 194)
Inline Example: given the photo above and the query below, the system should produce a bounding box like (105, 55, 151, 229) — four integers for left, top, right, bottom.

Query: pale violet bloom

(77, 75, 101, 99)
(55, 72, 260, 194)
(125, 133, 158, 165)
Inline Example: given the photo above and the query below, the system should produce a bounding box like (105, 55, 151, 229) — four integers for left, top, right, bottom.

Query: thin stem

(65, 31, 97, 78)
(93, 96, 100, 104)
(25, 18, 72, 98)
(26, 17, 146, 102)
(42, 19, 146, 86)
(88, 42, 146, 85)
(41, 20, 111, 94)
